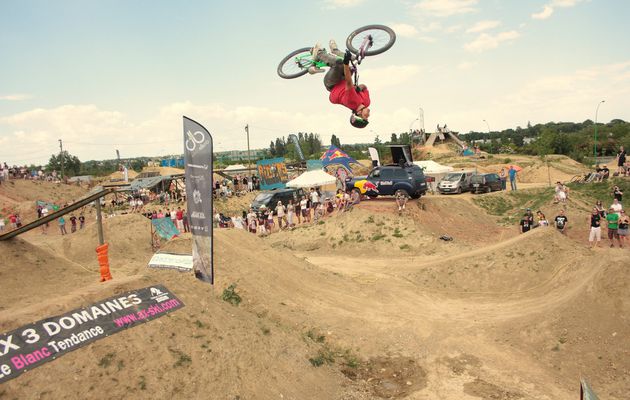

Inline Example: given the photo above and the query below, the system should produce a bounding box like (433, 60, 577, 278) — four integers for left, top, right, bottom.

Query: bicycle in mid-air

(277, 24, 396, 86)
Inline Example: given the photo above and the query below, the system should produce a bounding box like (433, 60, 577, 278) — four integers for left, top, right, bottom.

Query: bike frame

(293, 34, 373, 85)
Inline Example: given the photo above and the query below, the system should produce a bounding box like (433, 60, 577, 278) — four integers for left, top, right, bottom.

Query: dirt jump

(0, 158, 628, 399)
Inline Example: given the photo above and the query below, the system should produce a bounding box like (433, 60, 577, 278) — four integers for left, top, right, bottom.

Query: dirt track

(0, 158, 628, 399)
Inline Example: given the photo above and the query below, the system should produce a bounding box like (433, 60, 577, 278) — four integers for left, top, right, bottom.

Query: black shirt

(618, 150, 626, 164)
(520, 217, 532, 232)
(555, 215, 568, 229)
(590, 214, 600, 228)
(613, 189, 623, 202)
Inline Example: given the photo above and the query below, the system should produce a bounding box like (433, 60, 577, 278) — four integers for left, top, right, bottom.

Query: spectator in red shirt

(310, 41, 370, 128)
(175, 207, 184, 231)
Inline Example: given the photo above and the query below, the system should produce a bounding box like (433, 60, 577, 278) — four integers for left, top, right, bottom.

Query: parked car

(471, 173, 502, 193)
(251, 188, 305, 213)
(346, 164, 428, 199)
(438, 171, 475, 194)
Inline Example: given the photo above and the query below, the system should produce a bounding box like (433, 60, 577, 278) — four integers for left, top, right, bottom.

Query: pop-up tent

(286, 170, 336, 188)
(413, 160, 455, 193)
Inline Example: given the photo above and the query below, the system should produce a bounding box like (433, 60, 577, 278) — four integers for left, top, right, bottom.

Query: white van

(438, 171, 475, 194)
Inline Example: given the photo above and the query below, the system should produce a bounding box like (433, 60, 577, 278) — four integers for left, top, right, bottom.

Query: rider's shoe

(329, 39, 344, 57)
(308, 66, 325, 74)
(311, 43, 323, 61)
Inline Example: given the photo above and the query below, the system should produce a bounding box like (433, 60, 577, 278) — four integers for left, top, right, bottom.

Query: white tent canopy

(286, 170, 336, 188)
(224, 164, 247, 171)
(413, 160, 454, 174)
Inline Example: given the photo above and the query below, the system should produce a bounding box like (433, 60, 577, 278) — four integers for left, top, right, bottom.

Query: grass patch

(399, 244, 410, 250)
(194, 320, 205, 329)
(305, 329, 326, 343)
(392, 228, 403, 238)
(261, 326, 271, 336)
(365, 216, 374, 223)
(221, 284, 242, 306)
(138, 376, 147, 390)
(170, 349, 192, 367)
(98, 353, 115, 368)
(371, 233, 386, 241)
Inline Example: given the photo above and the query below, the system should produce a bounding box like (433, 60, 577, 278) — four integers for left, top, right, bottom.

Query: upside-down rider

(309, 40, 370, 129)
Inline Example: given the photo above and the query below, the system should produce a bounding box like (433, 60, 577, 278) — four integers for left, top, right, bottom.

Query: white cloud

(0, 94, 32, 101)
(532, 5, 554, 20)
(464, 30, 520, 52)
(414, 0, 478, 17)
(466, 20, 500, 33)
(390, 23, 419, 38)
(359, 65, 422, 90)
(323, 0, 364, 9)
(389, 23, 437, 42)
(457, 61, 477, 70)
(532, 0, 583, 20)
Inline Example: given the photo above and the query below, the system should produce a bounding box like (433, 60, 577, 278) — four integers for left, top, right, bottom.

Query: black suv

(346, 164, 428, 199)
(251, 188, 305, 213)
(471, 173, 502, 193)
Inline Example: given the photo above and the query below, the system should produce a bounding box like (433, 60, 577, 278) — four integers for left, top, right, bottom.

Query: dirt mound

(405, 227, 589, 293)
(0, 180, 89, 221)
(141, 166, 184, 176)
(59, 213, 154, 273)
(0, 237, 96, 314)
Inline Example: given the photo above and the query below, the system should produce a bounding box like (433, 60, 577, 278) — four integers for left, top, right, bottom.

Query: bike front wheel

(277, 47, 313, 79)
(346, 25, 396, 57)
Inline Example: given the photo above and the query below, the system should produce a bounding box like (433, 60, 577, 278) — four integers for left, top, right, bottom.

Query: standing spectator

(520, 212, 533, 233)
(286, 200, 295, 228)
(8, 213, 17, 230)
(79, 214, 85, 229)
(616, 146, 626, 176)
(59, 216, 67, 235)
(617, 210, 628, 246)
(175, 207, 184, 231)
(276, 201, 286, 230)
(588, 207, 602, 248)
(170, 207, 177, 228)
(0, 216, 5, 232)
(554, 209, 568, 235)
(606, 207, 622, 248)
(536, 210, 549, 227)
(595, 200, 607, 218)
(612, 185, 623, 203)
(182, 209, 190, 233)
(300, 195, 310, 223)
(395, 190, 408, 214)
(69, 214, 77, 233)
(41, 207, 49, 234)
(37, 205, 43, 219)
(498, 168, 507, 191)
(247, 176, 253, 192)
(309, 188, 320, 212)
(508, 166, 517, 191)
(610, 198, 623, 217)
(15, 214, 22, 228)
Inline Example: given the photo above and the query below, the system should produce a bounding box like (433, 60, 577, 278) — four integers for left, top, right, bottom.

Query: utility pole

(594, 100, 605, 166)
(245, 124, 251, 177)
(58, 139, 64, 180)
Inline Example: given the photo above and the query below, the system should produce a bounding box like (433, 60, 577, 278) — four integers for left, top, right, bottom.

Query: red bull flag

(320, 145, 359, 172)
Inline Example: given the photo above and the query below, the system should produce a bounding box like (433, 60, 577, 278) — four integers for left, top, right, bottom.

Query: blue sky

(1, 0, 629, 165)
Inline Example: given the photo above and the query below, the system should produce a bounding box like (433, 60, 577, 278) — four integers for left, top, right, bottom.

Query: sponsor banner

(0, 285, 183, 384)
(580, 378, 599, 400)
(183, 116, 214, 284)
(35, 200, 59, 212)
(256, 158, 288, 190)
(148, 252, 193, 272)
(151, 217, 180, 240)
(288, 134, 305, 161)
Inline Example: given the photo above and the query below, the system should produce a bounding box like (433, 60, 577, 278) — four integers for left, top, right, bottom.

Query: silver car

(438, 171, 475, 194)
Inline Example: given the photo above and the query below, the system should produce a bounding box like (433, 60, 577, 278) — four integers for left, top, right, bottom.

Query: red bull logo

(355, 179, 379, 194)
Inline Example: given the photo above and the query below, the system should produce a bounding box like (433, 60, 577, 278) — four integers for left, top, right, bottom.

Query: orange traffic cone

(96, 243, 112, 282)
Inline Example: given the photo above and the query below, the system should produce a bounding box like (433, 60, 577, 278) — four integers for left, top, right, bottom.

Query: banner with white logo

(0, 285, 183, 384)
(183, 116, 214, 284)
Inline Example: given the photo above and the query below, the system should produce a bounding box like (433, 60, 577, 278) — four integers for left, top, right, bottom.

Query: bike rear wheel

(346, 25, 396, 57)
(277, 47, 313, 79)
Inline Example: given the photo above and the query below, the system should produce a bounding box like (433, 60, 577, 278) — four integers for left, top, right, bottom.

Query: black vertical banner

(183, 116, 213, 284)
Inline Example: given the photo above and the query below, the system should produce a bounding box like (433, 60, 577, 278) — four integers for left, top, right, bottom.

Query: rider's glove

(343, 50, 352, 65)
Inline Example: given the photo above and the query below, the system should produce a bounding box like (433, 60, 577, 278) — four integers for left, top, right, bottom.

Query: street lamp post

(483, 119, 492, 152)
(594, 100, 605, 166)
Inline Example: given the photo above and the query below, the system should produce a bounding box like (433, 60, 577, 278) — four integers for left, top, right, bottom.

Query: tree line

(32, 119, 629, 178)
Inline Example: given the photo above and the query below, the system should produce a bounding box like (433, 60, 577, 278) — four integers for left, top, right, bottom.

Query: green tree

(331, 134, 341, 147)
(47, 151, 81, 177)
